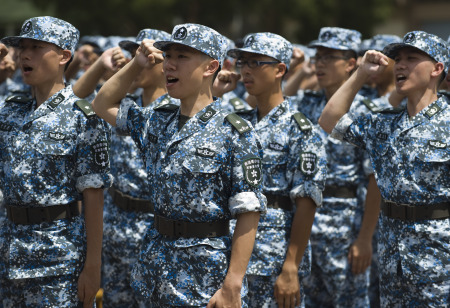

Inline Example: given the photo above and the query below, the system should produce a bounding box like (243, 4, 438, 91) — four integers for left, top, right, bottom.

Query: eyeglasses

(310, 54, 349, 64)
(235, 59, 280, 69)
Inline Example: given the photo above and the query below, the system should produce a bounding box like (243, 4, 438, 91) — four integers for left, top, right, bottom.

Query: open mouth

(396, 74, 406, 82)
(22, 65, 33, 73)
(166, 76, 178, 84)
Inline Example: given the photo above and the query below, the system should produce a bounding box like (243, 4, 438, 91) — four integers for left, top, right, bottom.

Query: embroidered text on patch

(242, 157, 262, 187)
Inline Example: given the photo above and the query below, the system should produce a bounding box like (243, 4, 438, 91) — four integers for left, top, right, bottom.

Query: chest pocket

(35, 131, 76, 157)
(414, 144, 449, 163)
(182, 155, 222, 174)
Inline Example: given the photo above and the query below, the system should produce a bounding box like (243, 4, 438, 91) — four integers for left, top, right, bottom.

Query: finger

(295, 291, 301, 308)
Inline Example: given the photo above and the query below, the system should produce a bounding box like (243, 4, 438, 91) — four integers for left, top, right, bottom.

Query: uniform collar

(398, 96, 447, 131)
(25, 86, 72, 124)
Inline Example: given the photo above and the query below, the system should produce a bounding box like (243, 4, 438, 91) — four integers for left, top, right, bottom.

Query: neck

(180, 85, 214, 117)
(34, 79, 66, 107)
(142, 86, 167, 107)
(255, 88, 284, 120)
(406, 86, 438, 117)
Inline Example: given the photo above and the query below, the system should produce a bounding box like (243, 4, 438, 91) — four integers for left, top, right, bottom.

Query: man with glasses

(224, 32, 327, 308)
(292, 27, 380, 307)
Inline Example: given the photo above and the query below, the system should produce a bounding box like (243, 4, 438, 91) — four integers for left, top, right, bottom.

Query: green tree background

(1, 0, 396, 43)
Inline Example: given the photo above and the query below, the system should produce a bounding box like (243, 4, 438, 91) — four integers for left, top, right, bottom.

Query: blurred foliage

(2, 0, 397, 43)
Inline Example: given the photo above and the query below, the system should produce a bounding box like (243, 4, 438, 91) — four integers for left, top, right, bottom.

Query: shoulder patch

(226, 113, 252, 135)
(242, 157, 262, 187)
(293, 112, 312, 132)
(362, 99, 380, 113)
(5, 94, 32, 104)
(75, 99, 96, 117)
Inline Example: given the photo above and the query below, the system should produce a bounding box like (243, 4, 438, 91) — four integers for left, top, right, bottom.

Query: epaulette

(292, 112, 312, 132)
(125, 93, 139, 101)
(226, 113, 252, 135)
(5, 93, 32, 103)
(75, 99, 96, 117)
(153, 95, 179, 112)
(229, 97, 247, 111)
(379, 106, 406, 114)
(304, 89, 321, 97)
(362, 98, 381, 113)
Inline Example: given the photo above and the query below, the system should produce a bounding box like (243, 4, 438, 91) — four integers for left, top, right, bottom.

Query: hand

(0, 53, 16, 77)
(100, 47, 127, 72)
(274, 263, 301, 308)
(135, 39, 164, 68)
(359, 50, 389, 76)
(77, 263, 101, 308)
(0, 44, 8, 60)
(348, 237, 372, 275)
(212, 70, 241, 97)
(206, 279, 242, 308)
(289, 47, 305, 73)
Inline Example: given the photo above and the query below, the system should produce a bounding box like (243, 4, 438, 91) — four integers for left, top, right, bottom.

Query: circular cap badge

(404, 32, 415, 43)
(21, 21, 33, 34)
(174, 27, 187, 40)
(320, 31, 332, 41)
(245, 36, 255, 47)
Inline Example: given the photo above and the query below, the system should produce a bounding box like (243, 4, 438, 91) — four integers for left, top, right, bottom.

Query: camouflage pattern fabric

(116, 98, 266, 306)
(309, 27, 361, 53)
(293, 90, 371, 307)
(332, 95, 450, 306)
(102, 94, 179, 308)
(0, 86, 112, 304)
(237, 98, 326, 306)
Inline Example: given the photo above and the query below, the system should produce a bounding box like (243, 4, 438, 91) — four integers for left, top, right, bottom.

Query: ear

(345, 58, 357, 74)
(203, 59, 220, 78)
(275, 63, 287, 79)
(60, 50, 72, 66)
(431, 62, 445, 78)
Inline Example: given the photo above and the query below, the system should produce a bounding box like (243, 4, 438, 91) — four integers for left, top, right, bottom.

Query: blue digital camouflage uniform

(115, 23, 266, 307)
(294, 89, 371, 307)
(102, 94, 179, 308)
(236, 97, 327, 308)
(0, 16, 113, 307)
(331, 30, 450, 308)
(117, 97, 266, 306)
(101, 29, 171, 308)
(219, 91, 253, 113)
(0, 86, 112, 307)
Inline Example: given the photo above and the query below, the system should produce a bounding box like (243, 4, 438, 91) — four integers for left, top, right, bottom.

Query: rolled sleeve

(330, 113, 354, 141)
(290, 182, 323, 207)
(116, 98, 135, 135)
(76, 173, 113, 192)
(229, 191, 266, 217)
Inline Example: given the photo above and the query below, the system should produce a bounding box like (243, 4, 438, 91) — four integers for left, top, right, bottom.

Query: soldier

(101, 28, 175, 308)
(319, 30, 449, 307)
(225, 32, 327, 308)
(293, 27, 380, 307)
(91, 23, 266, 307)
(0, 16, 112, 307)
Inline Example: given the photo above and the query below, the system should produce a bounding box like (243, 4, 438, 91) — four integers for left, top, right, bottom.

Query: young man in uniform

(294, 27, 380, 307)
(225, 32, 327, 308)
(0, 16, 112, 307)
(319, 30, 449, 308)
(92, 23, 266, 307)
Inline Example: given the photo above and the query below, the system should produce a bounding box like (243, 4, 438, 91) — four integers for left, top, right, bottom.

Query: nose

(163, 57, 175, 71)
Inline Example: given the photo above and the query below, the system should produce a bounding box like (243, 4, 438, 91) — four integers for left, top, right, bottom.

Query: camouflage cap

(79, 35, 108, 52)
(361, 34, 402, 53)
(1, 16, 79, 56)
(293, 43, 316, 61)
(383, 31, 449, 73)
(309, 27, 361, 53)
(154, 23, 227, 65)
(227, 32, 293, 69)
(119, 29, 171, 53)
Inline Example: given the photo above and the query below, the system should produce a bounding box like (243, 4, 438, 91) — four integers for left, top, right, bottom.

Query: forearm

(319, 68, 368, 133)
(91, 58, 144, 126)
(82, 188, 104, 268)
(282, 197, 316, 270)
(357, 175, 381, 242)
(224, 211, 260, 287)
(73, 58, 106, 99)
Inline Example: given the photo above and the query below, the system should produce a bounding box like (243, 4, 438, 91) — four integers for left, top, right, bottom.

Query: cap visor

(1, 36, 22, 47)
(119, 40, 138, 53)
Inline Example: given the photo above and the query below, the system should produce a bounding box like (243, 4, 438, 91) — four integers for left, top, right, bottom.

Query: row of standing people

(0, 15, 448, 308)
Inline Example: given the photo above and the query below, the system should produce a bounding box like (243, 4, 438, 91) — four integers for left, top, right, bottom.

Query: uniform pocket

(182, 155, 221, 174)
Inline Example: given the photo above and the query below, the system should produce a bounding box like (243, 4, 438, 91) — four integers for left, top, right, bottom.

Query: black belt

(154, 215, 229, 238)
(108, 188, 154, 213)
(323, 185, 357, 198)
(6, 201, 81, 225)
(381, 200, 450, 221)
(265, 194, 292, 210)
